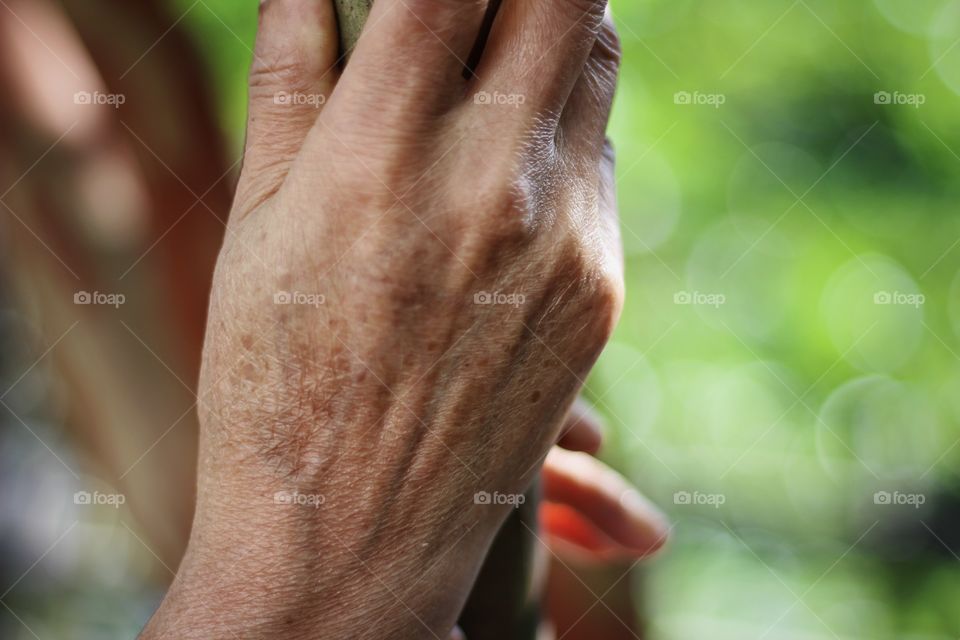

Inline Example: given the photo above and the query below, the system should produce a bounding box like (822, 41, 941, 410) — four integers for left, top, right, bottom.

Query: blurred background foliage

(596, 1, 960, 638)
(3, 0, 960, 638)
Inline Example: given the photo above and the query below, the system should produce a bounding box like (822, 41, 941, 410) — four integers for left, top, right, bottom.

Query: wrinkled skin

(141, 0, 631, 638)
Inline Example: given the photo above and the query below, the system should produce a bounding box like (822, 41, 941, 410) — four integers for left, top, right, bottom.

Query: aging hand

(142, 0, 623, 638)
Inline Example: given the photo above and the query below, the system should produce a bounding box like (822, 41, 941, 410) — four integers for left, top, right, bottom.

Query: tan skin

(140, 1, 666, 638)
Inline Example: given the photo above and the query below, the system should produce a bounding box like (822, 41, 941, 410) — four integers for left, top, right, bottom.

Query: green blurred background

(4, 0, 960, 638)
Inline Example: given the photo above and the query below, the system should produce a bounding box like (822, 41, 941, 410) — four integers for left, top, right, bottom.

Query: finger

(558, 13, 621, 160)
(541, 502, 623, 560)
(471, 0, 608, 129)
(542, 449, 669, 556)
(326, 0, 489, 129)
(235, 0, 340, 221)
(448, 625, 466, 640)
(556, 399, 604, 455)
(585, 140, 624, 295)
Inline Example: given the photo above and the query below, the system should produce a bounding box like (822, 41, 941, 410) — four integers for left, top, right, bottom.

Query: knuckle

(559, 0, 607, 21)
(584, 269, 624, 341)
(486, 178, 538, 240)
(550, 240, 624, 356)
(248, 55, 316, 99)
(595, 21, 622, 69)
(462, 162, 541, 237)
(601, 139, 616, 167)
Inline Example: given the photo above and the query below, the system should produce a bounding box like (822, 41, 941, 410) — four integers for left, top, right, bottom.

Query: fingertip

(543, 449, 671, 557)
(556, 428, 602, 456)
(557, 400, 605, 454)
(619, 488, 671, 555)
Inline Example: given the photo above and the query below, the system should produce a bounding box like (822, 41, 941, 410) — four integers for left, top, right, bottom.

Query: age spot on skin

(530, 390, 541, 403)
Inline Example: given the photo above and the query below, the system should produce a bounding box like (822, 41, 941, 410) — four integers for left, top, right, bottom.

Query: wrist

(142, 445, 501, 640)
